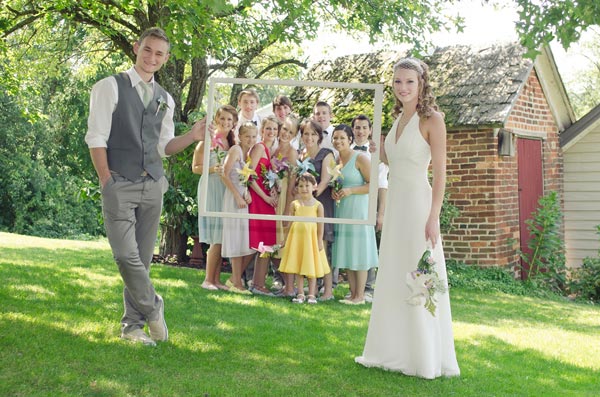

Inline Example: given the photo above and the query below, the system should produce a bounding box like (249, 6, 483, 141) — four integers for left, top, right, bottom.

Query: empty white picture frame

(198, 77, 384, 225)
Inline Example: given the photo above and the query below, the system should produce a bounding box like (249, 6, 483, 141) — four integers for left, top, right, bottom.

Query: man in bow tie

(236, 88, 262, 140)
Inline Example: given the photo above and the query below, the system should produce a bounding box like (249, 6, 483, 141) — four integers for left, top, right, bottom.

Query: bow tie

(354, 145, 368, 151)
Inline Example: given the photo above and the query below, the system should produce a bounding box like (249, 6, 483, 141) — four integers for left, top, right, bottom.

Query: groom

(85, 27, 207, 346)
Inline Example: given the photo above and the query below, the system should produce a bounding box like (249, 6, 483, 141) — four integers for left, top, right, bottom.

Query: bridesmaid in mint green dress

(192, 105, 237, 291)
(331, 124, 378, 304)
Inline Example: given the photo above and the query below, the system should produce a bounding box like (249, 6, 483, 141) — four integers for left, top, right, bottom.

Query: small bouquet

(295, 157, 317, 178)
(237, 156, 257, 187)
(252, 241, 282, 258)
(272, 154, 290, 179)
(327, 159, 344, 206)
(260, 163, 279, 192)
(210, 136, 226, 164)
(406, 248, 447, 316)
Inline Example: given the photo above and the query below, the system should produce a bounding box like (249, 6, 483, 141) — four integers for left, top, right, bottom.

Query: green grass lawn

(1, 232, 599, 397)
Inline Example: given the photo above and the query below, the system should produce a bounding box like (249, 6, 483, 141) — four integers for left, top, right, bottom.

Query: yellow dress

(279, 200, 330, 278)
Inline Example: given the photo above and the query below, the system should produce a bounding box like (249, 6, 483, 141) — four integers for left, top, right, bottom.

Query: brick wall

(444, 69, 564, 268)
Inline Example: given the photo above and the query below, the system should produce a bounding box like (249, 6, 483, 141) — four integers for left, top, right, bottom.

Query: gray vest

(107, 72, 169, 181)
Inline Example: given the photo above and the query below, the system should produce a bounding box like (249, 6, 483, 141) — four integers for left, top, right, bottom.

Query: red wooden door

(517, 138, 543, 279)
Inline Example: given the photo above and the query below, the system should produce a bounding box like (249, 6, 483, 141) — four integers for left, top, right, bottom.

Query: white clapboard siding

(563, 172, 600, 182)
(565, 142, 600, 153)
(563, 125, 600, 268)
(564, 191, 600, 201)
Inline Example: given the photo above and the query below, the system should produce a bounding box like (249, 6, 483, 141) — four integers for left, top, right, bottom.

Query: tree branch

(254, 59, 308, 79)
(2, 6, 43, 37)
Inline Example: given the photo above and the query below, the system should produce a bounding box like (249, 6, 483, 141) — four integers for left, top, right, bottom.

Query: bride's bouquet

(406, 248, 447, 316)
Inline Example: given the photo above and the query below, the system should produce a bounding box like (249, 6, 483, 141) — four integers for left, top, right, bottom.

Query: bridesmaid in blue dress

(192, 105, 237, 291)
(331, 124, 378, 304)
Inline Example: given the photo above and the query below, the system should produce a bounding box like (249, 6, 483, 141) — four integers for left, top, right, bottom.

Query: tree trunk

(159, 224, 188, 262)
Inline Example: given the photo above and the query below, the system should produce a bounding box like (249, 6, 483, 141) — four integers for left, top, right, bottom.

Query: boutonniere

(155, 96, 169, 116)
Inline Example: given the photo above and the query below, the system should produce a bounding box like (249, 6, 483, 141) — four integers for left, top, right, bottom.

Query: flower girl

(278, 173, 330, 304)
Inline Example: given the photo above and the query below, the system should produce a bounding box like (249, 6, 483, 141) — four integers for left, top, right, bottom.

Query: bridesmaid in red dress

(248, 116, 280, 295)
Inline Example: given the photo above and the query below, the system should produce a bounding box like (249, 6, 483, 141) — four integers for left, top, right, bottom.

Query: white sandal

(292, 294, 305, 304)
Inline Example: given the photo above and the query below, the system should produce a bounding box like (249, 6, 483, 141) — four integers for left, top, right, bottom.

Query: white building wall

(563, 124, 600, 267)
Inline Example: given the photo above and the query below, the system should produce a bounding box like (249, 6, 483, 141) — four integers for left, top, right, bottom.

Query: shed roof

(298, 42, 571, 130)
(560, 102, 600, 150)
(428, 44, 532, 129)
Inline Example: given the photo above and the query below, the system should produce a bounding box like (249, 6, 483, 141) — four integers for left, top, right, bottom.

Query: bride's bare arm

(424, 111, 447, 248)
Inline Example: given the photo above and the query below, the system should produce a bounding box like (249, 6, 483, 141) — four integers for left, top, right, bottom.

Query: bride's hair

(391, 58, 439, 120)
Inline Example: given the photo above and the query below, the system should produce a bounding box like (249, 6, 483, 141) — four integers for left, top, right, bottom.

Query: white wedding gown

(355, 114, 460, 379)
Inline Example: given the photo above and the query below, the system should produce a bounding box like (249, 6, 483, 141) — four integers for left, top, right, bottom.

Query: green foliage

(163, 121, 201, 241)
(161, 184, 198, 239)
(446, 260, 547, 297)
(569, 225, 600, 303)
(519, 191, 568, 294)
(440, 180, 460, 234)
(0, 64, 104, 238)
(562, 29, 600, 118)
(570, 258, 600, 304)
(514, 0, 600, 56)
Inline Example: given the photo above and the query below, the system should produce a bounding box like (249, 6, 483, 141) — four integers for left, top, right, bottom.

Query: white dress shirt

(352, 142, 389, 189)
(236, 113, 263, 142)
(320, 125, 338, 158)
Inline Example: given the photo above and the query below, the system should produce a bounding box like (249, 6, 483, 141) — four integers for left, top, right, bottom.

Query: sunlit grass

(1, 232, 599, 397)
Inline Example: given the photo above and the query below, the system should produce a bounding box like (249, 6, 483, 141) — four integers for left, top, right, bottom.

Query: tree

(512, 0, 600, 56)
(1, 0, 461, 258)
(562, 29, 600, 118)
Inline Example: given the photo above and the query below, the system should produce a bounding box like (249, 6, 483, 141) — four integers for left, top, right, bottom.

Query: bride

(355, 57, 460, 379)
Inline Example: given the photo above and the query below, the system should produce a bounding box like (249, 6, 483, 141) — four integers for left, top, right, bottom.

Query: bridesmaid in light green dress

(192, 105, 237, 291)
(331, 124, 378, 305)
